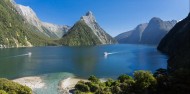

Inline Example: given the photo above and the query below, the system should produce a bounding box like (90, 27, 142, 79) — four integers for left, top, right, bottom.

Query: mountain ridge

(59, 11, 117, 46)
(0, 0, 56, 48)
(116, 17, 177, 45)
(11, 0, 69, 39)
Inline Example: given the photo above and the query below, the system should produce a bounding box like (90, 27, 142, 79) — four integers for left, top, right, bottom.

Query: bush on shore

(74, 70, 157, 94)
(0, 78, 32, 94)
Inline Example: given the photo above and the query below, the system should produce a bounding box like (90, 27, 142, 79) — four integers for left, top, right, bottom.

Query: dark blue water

(0, 44, 167, 79)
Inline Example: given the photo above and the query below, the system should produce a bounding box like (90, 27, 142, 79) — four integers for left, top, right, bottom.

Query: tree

(85, 82, 99, 92)
(105, 78, 114, 87)
(133, 70, 157, 93)
(0, 90, 7, 94)
(88, 75, 100, 83)
(75, 81, 90, 92)
(0, 78, 32, 94)
(118, 74, 133, 83)
(111, 86, 121, 94)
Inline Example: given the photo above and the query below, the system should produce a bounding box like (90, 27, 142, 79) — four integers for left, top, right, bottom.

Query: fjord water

(0, 44, 167, 79)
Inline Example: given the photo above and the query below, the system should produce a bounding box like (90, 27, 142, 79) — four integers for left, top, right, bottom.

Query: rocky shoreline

(13, 76, 88, 94)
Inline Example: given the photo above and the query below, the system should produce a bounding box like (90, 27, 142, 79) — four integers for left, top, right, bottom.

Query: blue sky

(15, 0, 189, 37)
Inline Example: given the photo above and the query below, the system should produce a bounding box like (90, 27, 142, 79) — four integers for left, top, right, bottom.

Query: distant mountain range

(59, 11, 117, 46)
(115, 17, 177, 45)
(1, 0, 181, 48)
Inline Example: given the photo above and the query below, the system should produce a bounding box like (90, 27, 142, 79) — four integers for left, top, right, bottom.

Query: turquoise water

(0, 44, 167, 79)
(33, 72, 74, 94)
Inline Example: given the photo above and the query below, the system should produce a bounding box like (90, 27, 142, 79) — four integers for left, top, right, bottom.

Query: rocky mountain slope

(116, 18, 177, 45)
(42, 22, 69, 38)
(116, 23, 148, 43)
(11, 0, 69, 39)
(158, 13, 190, 72)
(59, 11, 117, 46)
(141, 17, 177, 44)
(0, 0, 56, 48)
(157, 13, 190, 93)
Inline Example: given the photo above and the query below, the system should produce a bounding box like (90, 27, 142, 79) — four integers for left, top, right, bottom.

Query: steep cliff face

(0, 0, 55, 48)
(116, 18, 177, 45)
(158, 13, 190, 71)
(60, 11, 117, 46)
(15, 4, 42, 31)
(116, 23, 148, 43)
(157, 13, 190, 93)
(12, 1, 69, 39)
(81, 11, 117, 44)
(141, 18, 177, 44)
(42, 22, 70, 38)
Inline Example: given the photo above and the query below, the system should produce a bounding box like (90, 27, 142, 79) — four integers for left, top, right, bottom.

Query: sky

(15, 0, 189, 37)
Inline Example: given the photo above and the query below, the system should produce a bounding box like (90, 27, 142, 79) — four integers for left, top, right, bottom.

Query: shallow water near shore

(33, 72, 75, 94)
(0, 44, 167, 79)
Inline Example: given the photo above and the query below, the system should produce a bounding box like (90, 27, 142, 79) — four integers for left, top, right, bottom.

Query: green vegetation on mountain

(0, 0, 116, 47)
(0, 0, 56, 48)
(59, 20, 101, 46)
(0, 78, 32, 94)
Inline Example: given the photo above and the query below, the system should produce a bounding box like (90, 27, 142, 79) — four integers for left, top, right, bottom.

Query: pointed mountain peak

(63, 11, 116, 46)
(149, 17, 163, 23)
(81, 11, 96, 23)
(86, 11, 93, 16)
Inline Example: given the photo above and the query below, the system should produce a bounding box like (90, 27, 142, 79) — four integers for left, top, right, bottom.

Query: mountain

(141, 17, 177, 44)
(42, 22, 69, 38)
(0, 0, 56, 48)
(157, 13, 190, 93)
(158, 13, 190, 72)
(116, 18, 177, 45)
(115, 31, 133, 42)
(11, 0, 69, 39)
(116, 23, 148, 43)
(59, 11, 117, 46)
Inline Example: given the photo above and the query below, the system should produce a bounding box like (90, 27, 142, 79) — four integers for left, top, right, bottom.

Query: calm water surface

(0, 44, 167, 79)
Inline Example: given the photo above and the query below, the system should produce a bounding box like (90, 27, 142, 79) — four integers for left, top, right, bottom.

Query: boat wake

(12, 52, 32, 57)
(104, 52, 118, 58)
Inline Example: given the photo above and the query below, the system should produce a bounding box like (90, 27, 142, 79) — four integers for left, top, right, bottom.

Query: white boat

(28, 52, 32, 56)
(104, 52, 109, 56)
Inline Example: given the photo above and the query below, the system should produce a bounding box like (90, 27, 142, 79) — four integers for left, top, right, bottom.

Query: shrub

(0, 90, 7, 94)
(134, 70, 157, 93)
(105, 78, 114, 87)
(118, 74, 133, 83)
(75, 81, 90, 92)
(74, 71, 159, 94)
(111, 86, 121, 94)
(0, 78, 32, 94)
(88, 75, 100, 83)
(85, 82, 99, 92)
